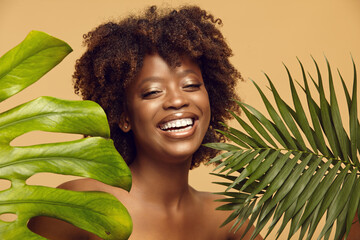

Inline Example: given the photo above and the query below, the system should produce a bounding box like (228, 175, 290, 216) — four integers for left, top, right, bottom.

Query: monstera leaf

(207, 58, 359, 240)
(0, 31, 132, 239)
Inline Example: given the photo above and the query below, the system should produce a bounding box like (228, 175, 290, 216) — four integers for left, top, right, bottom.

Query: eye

(142, 90, 162, 99)
(183, 83, 202, 91)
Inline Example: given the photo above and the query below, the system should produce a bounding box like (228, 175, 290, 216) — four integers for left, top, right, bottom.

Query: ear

(118, 112, 131, 133)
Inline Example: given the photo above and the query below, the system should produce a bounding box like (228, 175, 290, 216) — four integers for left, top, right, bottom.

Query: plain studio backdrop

(1, 0, 360, 239)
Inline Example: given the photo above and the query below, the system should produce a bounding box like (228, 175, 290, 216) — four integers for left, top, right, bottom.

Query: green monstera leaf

(207, 58, 359, 240)
(0, 31, 132, 239)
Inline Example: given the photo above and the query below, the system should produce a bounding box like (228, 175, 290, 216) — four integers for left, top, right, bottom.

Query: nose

(162, 87, 189, 110)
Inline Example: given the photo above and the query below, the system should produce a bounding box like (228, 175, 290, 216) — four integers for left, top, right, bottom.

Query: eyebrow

(139, 76, 164, 87)
(176, 69, 201, 78)
(139, 69, 201, 86)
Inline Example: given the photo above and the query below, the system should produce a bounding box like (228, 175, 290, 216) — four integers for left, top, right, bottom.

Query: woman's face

(123, 54, 211, 164)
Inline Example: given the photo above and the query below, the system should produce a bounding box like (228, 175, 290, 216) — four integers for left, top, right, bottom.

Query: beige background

(1, 0, 360, 238)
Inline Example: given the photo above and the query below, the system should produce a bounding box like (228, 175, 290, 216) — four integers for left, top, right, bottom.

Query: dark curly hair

(73, 5, 241, 169)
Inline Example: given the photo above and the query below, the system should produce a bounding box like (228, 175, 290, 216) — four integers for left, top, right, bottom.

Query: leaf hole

(0, 179, 12, 191)
(26, 173, 81, 187)
(0, 213, 18, 222)
(10, 131, 82, 147)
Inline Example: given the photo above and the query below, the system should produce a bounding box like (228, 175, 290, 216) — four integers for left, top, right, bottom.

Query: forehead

(131, 53, 202, 87)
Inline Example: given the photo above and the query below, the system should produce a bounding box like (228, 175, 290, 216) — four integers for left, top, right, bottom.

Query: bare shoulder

(195, 191, 233, 226)
(195, 190, 230, 217)
(58, 178, 131, 206)
(195, 191, 263, 240)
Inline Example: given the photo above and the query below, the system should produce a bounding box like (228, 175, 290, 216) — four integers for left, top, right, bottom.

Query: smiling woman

(121, 54, 211, 164)
(28, 5, 263, 240)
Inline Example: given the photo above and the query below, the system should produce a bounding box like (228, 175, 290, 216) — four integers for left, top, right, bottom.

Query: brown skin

(29, 179, 256, 240)
(28, 55, 262, 240)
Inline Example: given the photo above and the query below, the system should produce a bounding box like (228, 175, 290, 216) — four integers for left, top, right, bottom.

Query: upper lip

(157, 112, 198, 127)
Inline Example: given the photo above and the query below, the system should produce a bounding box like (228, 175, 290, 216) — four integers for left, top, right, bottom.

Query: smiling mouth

(159, 118, 194, 132)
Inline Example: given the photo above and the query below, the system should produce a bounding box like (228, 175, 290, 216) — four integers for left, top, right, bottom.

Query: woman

(29, 5, 262, 240)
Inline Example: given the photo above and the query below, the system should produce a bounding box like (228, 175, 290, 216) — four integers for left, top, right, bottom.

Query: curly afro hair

(73, 5, 242, 169)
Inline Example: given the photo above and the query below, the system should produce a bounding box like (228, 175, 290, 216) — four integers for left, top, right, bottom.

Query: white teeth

(160, 118, 194, 131)
(166, 125, 192, 132)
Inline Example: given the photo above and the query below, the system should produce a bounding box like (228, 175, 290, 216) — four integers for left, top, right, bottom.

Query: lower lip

(158, 120, 198, 139)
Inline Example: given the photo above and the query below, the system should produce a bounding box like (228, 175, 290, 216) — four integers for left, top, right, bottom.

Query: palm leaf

(0, 31, 132, 239)
(208, 57, 359, 240)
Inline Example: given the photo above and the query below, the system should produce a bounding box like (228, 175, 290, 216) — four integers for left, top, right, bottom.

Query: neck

(129, 154, 193, 210)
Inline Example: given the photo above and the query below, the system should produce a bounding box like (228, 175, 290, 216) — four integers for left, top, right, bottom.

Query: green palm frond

(205, 57, 359, 240)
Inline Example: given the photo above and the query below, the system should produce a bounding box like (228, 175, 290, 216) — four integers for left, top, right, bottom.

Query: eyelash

(184, 83, 202, 90)
(142, 90, 161, 98)
(141, 83, 202, 98)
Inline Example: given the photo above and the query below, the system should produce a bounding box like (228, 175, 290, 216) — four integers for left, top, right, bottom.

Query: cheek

(201, 90, 211, 118)
(192, 91, 211, 125)
(129, 100, 160, 129)
(203, 99, 211, 125)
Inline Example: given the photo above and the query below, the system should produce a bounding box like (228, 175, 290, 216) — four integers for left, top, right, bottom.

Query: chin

(161, 144, 200, 163)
